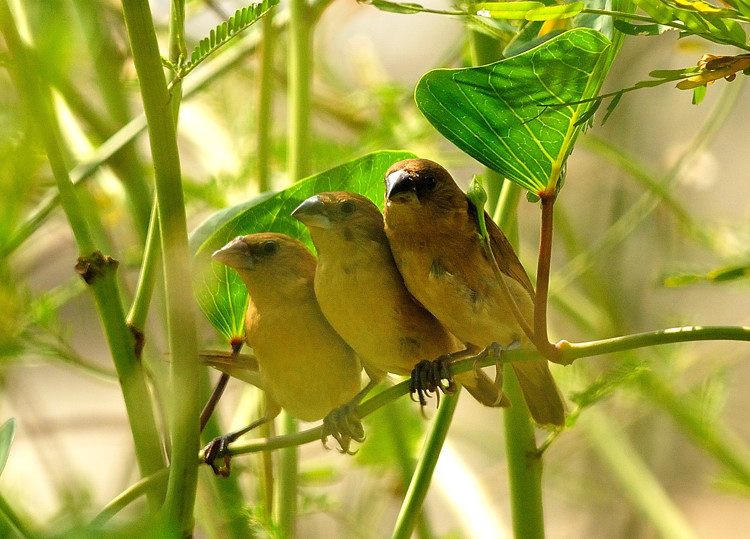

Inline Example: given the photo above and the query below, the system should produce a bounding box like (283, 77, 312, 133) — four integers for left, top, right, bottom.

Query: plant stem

(503, 364, 545, 538)
(257, 9, 276, 192)
(534, 194, 557, 359)
(120, 0, 200, 532)
(558, 325, 750, 364)
(275, 413, 298, 538)
(126, 200, 160, 330)
(288, 0, 312, 181)
(0, 0, 165, 506)
(392, 390, 461, 539)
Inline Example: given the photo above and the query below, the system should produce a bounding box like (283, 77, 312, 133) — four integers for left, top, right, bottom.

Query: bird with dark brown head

(204, 233, 363, 473)
(383, 159, 565, 426)
(292, 191, 505, 408)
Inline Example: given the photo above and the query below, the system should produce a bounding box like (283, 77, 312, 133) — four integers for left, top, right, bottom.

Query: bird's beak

(212, 236, 255, 270)
(385, 169, 416, 202)
(291, 195, 331, 229)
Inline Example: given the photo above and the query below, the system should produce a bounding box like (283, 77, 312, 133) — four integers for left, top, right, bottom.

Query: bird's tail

(512, 360, 566, 427)
(456, 370, 510, 408)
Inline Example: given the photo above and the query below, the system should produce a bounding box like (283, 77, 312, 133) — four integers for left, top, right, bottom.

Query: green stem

(0, 0, 165, 506)
(217, 325, 750, 457)
(0, 493, 38, 539)
(493, 179, 521, 235)
(126, 200, 160, 330)
(583, 411, 699, 539)
(168, 0, 186, 122)
(120, 0, 200, 532)
(288, 0, 313, 181)
(275, 413, 298, 538)
(391, 390, 461, 539)
(503, 365, 545, 539)
(257, 9, 276, 193)
(559, 325, 750, 364)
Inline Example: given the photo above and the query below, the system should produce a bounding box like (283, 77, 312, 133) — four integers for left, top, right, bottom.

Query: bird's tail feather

(512, 360, 565, 427)
(456, 369, 510, 408)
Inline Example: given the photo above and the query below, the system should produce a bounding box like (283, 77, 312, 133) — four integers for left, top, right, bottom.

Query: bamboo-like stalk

(120, 0, 200, 532)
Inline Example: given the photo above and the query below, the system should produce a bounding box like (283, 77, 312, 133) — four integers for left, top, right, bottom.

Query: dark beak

(385, 169, 416, 201)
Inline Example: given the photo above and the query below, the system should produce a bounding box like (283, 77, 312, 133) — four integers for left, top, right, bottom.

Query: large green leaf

(415, 28, 612, 194)
(192, 151, 417, 342)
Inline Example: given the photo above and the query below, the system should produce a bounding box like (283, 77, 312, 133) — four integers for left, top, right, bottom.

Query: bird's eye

(423, 175, 437, 190)
(340, 200, 356, 215)
(261, 240, 279, 255)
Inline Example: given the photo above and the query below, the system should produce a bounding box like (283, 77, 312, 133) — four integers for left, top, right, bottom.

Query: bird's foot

(202, 436, 234, 477)
(321, 402, 365, 454)
(410, 355, 457, 408)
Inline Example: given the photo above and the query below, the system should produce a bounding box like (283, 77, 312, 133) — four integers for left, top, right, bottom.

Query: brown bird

(292, 191, 505, 408)
(383, 159, 565, 426)
(205, 232, 363, 472)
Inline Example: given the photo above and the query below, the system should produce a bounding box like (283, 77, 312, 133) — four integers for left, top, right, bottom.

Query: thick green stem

(0, 0, 165, 507)
(503, 365, 545, 539)
(392, 391, 461, 539)
(120, 0, 200, 533)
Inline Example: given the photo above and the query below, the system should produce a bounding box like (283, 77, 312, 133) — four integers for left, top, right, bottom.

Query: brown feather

(384, 159, 565, 426)
(293, 191, 506, 407)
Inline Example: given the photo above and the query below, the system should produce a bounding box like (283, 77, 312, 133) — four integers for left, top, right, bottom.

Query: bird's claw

(321, 402, 365, 454)
(410, 357, 457, 408)
(202, 436, 233, 477)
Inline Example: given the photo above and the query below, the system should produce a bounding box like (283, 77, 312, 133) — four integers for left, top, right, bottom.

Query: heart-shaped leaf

(191, 150, 418, 342)
(415, 28, 612, 194)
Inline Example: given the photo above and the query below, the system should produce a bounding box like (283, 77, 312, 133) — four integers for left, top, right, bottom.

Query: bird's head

(384, 159, 464, 215)
(292, 191, 385, 243)
(212, 233, 315, 278)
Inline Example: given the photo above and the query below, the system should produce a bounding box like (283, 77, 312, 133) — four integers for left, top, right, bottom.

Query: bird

(382, 159, 565, 427)
(291, 191, 506, 409)
(205, 232, 363, 473)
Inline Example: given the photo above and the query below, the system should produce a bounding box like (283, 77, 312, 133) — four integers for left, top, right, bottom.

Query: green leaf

(692, 84, 707, 104)
(415, 28, 612, 194)
(525, 2, 585, 20)
(0, 418, 15, 476)
(363, 0, 424, 13)
(179, 0, 279, 81)
(192, 151, 417, 342)
(632, 0, 747, 47)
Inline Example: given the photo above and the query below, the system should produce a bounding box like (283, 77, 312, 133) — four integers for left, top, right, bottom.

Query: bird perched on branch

(204, 232, 362, 473)
(383, 159, 565, 426)
(292, 191, 505, 409)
